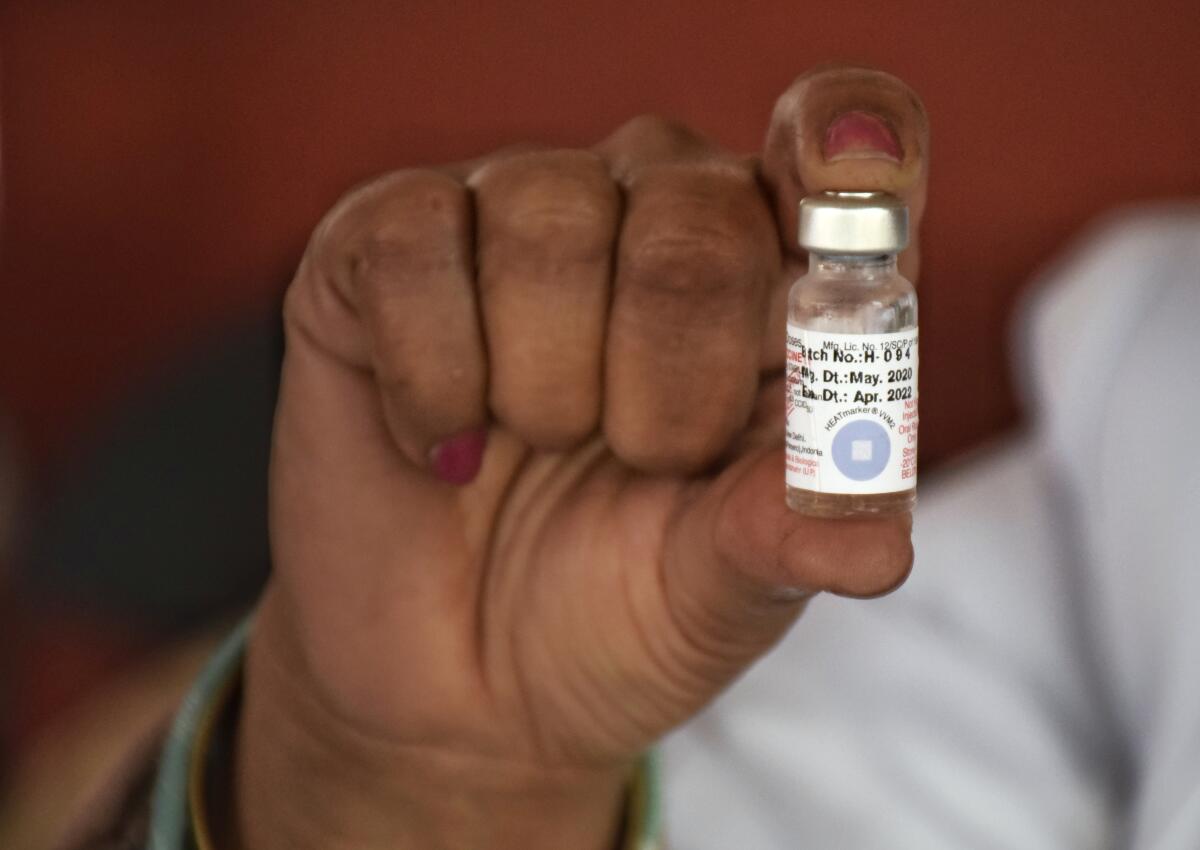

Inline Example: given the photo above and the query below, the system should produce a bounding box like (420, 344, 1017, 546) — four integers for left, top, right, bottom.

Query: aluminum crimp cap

(798, 191, 909, 255)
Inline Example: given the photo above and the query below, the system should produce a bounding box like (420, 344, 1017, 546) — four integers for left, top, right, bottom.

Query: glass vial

(786, 192, 918, 518)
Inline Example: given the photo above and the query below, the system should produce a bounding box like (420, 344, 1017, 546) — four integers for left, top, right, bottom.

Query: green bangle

(148, 616, 252, 850)
(624, 751, 663, 850)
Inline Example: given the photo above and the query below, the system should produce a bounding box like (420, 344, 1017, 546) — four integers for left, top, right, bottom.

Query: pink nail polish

(823, 111, 903, 163)
(429, 429, 487, 485)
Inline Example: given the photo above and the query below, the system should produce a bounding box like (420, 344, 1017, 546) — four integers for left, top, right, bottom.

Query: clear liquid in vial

(786, 255, 917, 518)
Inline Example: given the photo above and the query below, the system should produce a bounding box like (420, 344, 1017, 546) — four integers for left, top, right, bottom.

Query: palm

(270, 373, 787, 771)
(477, 436, 725, 766)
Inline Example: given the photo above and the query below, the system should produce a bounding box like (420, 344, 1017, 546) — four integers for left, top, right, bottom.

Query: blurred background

(2, 0, 1200, 841)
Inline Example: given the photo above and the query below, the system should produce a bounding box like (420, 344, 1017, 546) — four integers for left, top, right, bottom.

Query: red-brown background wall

(4, 0, 1200, 471)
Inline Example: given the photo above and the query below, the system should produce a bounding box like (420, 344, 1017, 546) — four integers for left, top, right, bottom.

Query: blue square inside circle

(831, 419, 891, 481)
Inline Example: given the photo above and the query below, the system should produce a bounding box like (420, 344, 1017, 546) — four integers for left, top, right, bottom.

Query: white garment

(662, 204, 1200, 848)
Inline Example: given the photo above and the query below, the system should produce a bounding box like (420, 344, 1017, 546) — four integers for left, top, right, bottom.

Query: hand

(236, 66, 929, 850)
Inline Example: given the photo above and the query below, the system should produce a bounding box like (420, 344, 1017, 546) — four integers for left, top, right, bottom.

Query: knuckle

(605, 114, 705, 153)
(313, 169, 470, 288)
(621, 163, 772, 303)
(501, 192, 613, 249)
(358, 172, 468, 254)
(354, 231, 463, 291)
(475, 151, 618, 250)
(363, 169, 466, 228)
(623, 219, 760, 301)
(599, 116, 715, 183)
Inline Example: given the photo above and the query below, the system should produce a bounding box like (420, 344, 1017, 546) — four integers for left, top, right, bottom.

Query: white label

(785, 325, 918, 494)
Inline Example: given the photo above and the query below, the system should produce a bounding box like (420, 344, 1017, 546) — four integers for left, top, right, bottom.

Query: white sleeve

(661, 440, 1117, 849)
(1024, 207, 1200, 850)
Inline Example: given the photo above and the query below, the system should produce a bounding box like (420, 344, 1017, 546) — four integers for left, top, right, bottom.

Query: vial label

(785, 326, 918, 494)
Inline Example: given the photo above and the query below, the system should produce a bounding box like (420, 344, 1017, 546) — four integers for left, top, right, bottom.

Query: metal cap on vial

(798, 191, 909, 255)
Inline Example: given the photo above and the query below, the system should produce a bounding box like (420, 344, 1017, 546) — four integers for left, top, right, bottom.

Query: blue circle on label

(831, 419, 891, 481)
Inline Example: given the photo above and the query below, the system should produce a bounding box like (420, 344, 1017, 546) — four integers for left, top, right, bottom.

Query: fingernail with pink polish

(823, 111, 903, 163)
(429, 429, 487, 485)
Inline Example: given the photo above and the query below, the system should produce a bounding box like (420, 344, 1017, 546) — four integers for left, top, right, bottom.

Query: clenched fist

(236, 66, 929, 850)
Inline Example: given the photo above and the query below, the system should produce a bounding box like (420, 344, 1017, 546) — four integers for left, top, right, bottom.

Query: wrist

(230, 607, 631, 850)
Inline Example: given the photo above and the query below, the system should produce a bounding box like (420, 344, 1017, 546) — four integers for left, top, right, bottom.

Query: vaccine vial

(786, 191, 917, 518)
